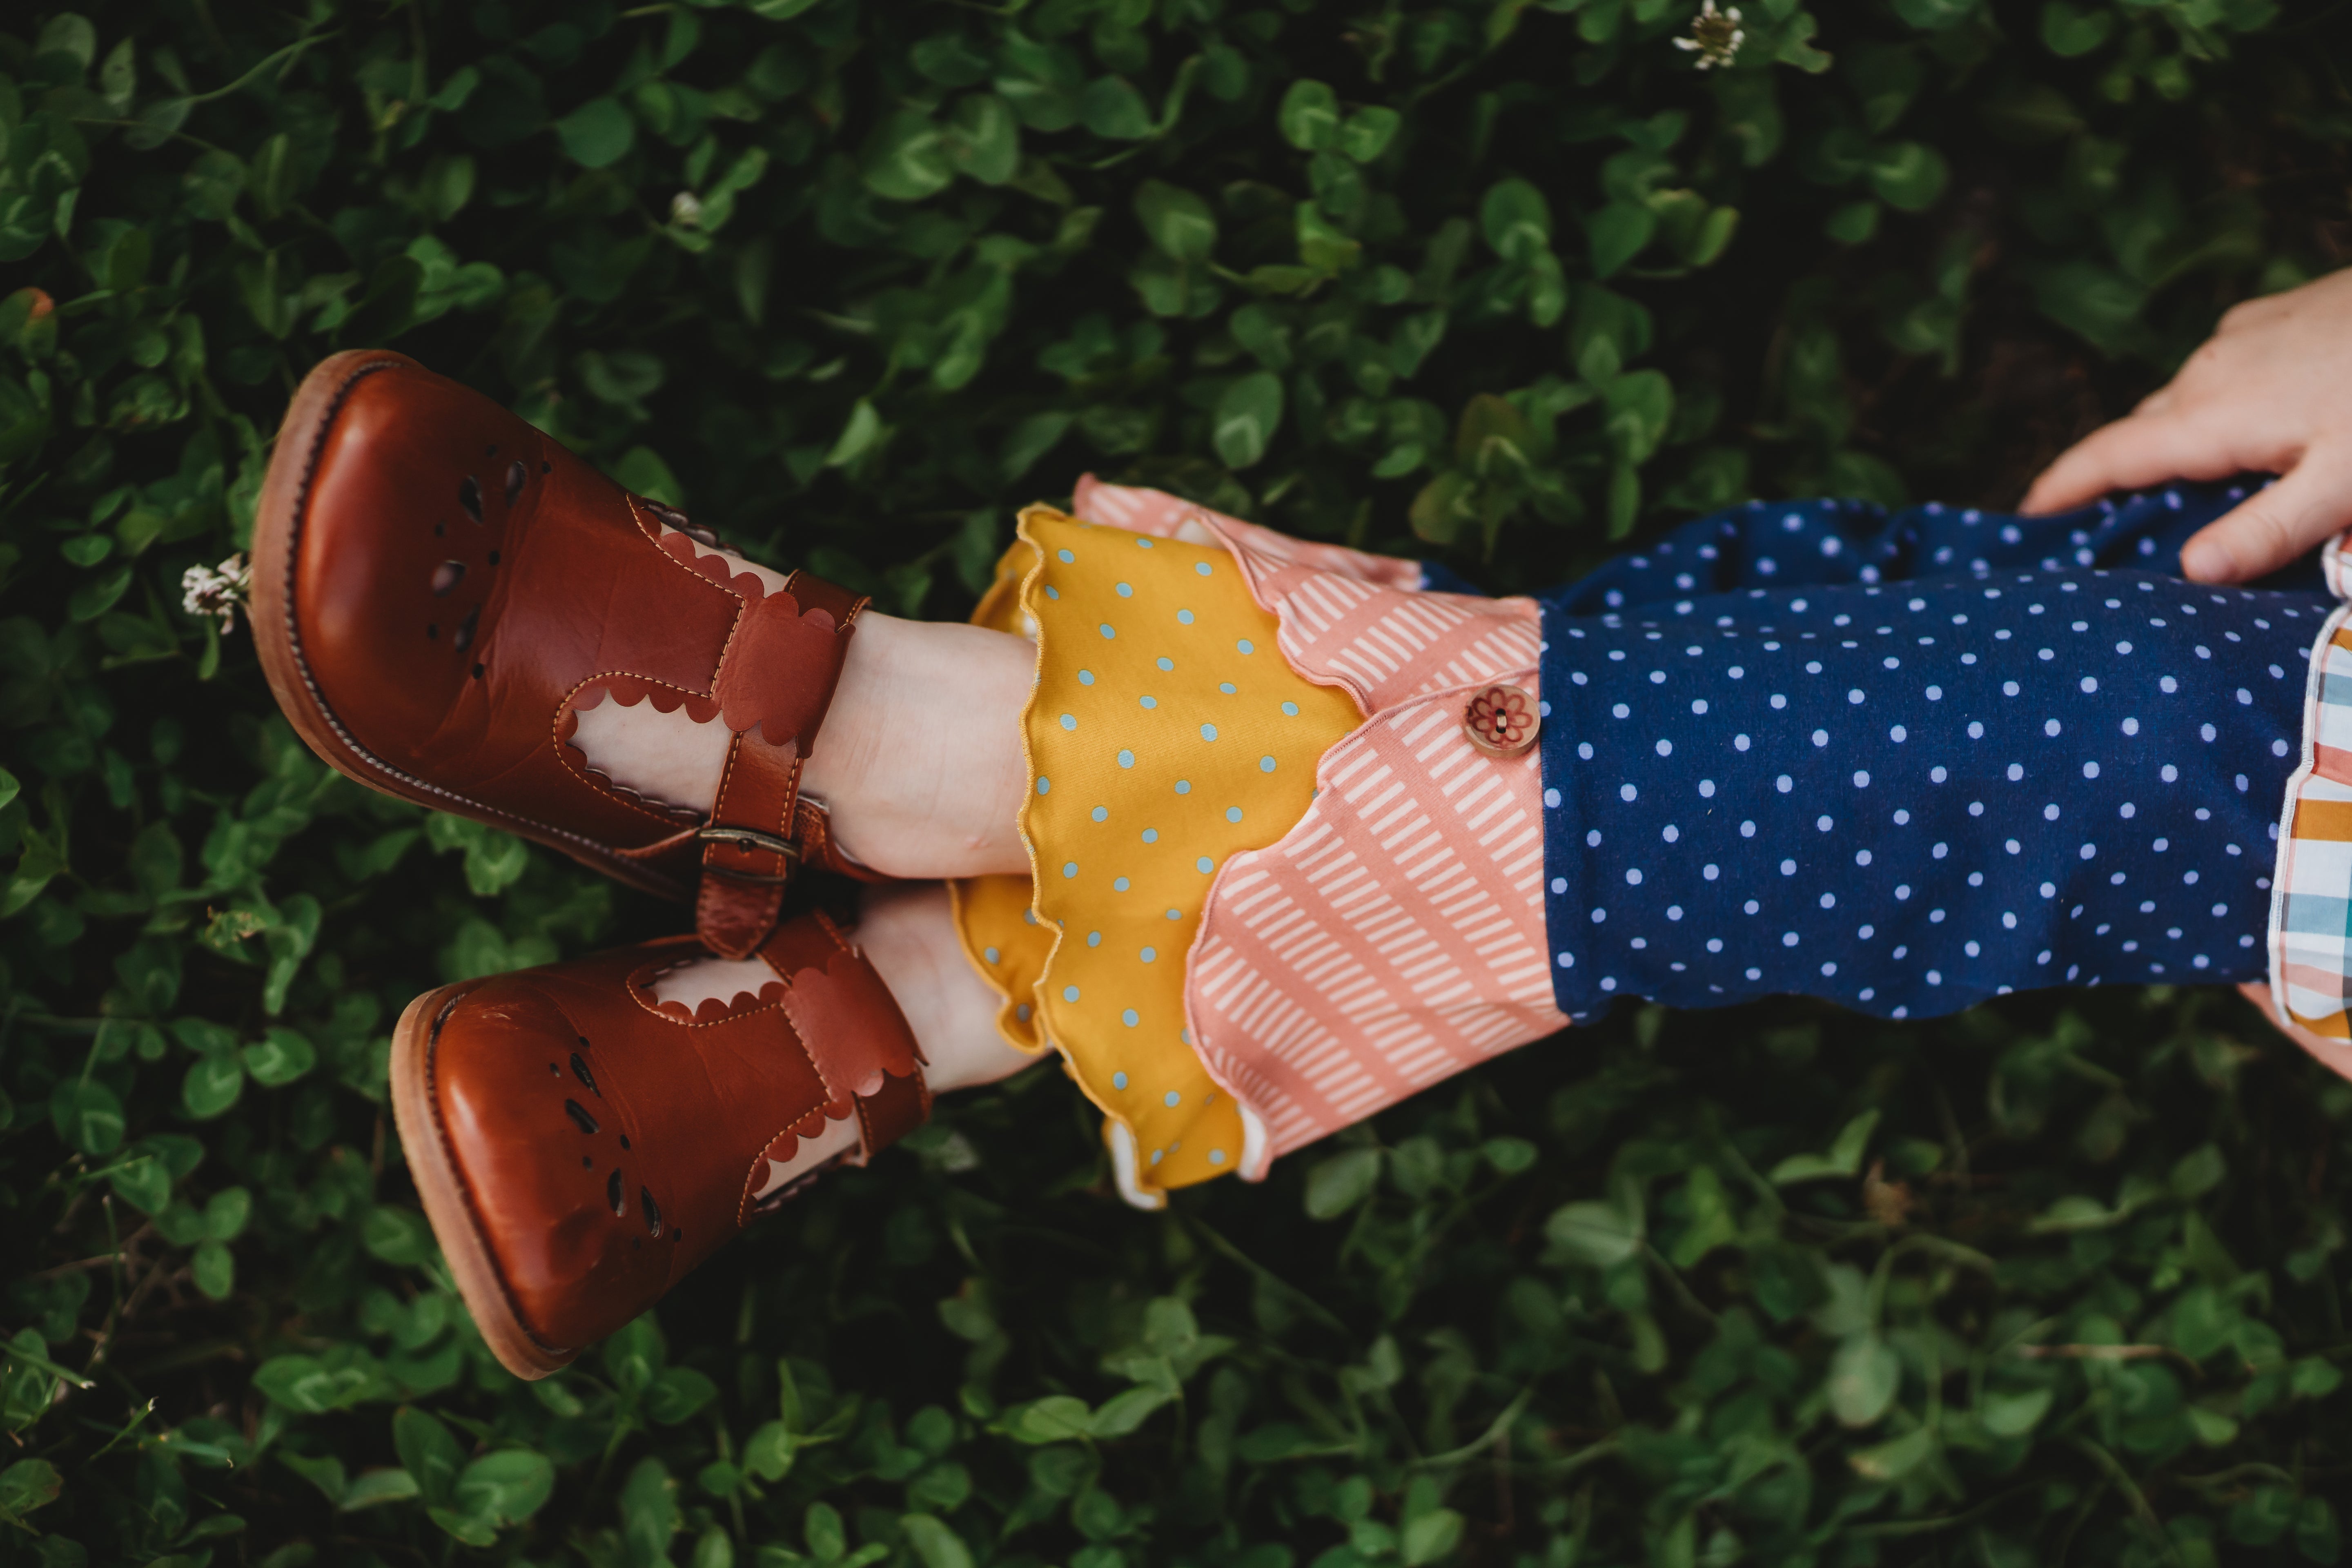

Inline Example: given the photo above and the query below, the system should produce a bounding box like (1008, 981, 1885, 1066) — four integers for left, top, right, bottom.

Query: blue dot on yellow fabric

(1079, 670, 1095, 685)
(1219, 682, 1236, 694)
(1282, 701, 1298, 715)
(1087, 931, 1102, 947)
(1166, 907, 1181, 920)
(1062, 862, 1078, 878)
(1117, 749, 1135, 768)
(1036, 777, 1051, 794)
(1142, 828, 1159, 843)
(1091, 805, 1107, 822)
(1157, 657, 1174, 671)
(1209, 1149, 1226, 1165)
(1100, 623, 1116, 638)
(1226, 807, 1243, 823)
(1178, 608, 1195, 625)
(1260, 756, 1277, 773)
(1044, 585, 1060, 600)
(984, 947, 1000, 964)
(1237, 639, 1254, 654)
(1116, 582, 1133, 597)
(1063, 985, 1081, 1001)
(1060, 713, 1077, 731)
(1196, 856, 1214, 873)
(1200, 724, 1218, 741)
(1123, 1009, 1140, 1027)
(1164, 1091, 1181, 1107)
(1058, 548, 1075, 563)
(1113, 1071, 1129, 1089)
(1175, 780, 1191, 795)
(1140, 947, 1156, 962)
(1140, 695, 1157, 709)
(1196, 562, 1212, 576)
(1114, 876, 1131, 891)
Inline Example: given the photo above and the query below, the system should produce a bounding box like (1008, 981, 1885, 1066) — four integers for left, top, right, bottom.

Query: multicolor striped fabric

(1071, 480, 1569, 1175)
(2268, 537, 2352, 1037)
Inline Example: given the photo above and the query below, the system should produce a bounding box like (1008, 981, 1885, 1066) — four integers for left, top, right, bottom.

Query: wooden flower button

(1463, 684, 1539, 757)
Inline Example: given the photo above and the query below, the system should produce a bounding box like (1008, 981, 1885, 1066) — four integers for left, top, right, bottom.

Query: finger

(2179, 454, 2352, 582)
(2020, 405, 2273, 514)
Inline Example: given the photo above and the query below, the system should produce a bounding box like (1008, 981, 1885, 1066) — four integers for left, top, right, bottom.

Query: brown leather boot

(390, 911, 930, 1378)
(252, 350, 881, 959)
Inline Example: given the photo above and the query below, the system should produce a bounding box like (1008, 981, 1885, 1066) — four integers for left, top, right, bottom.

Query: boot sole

(249, 350, 686, 902)
(390, 982, 577, 1380)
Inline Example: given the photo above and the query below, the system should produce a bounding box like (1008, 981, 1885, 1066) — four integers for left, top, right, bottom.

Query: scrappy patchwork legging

(1535, 483, 2326, 1020)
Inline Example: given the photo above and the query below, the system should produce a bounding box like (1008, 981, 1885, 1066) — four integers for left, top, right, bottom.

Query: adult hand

(2021, 268, 2352, 584)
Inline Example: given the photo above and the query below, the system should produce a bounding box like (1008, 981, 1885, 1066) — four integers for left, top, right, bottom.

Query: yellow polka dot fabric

(950, 505, 1361, 1199)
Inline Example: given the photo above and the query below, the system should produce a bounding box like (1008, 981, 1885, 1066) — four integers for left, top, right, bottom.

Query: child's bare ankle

(801, 616, 1031, 879)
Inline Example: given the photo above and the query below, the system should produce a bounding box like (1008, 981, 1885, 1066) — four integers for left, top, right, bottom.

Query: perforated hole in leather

(452, 604, 480, 652)
(641, 1187, 663, 1236)
(506, 459, 527, 505)
(564, 1098, 598, 1135)
(570, 1051, 599, 1095)
(606, 1168, 625, 1215)
(458, 474, 483, 523)
(432, 561, 466, 596)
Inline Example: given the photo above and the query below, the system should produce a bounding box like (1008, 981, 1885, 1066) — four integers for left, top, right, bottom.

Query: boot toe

(288, 355, 551, 764)
(414, 970, 681, 1359)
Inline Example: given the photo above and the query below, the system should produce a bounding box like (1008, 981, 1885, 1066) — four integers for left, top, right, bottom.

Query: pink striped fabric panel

(1069, 479, 1571, 1176)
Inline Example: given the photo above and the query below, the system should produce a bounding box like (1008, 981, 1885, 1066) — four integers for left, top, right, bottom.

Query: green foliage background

(4, 0, 2352, 1562)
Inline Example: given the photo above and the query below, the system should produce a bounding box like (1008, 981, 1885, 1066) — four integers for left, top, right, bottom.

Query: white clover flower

(181, 552, 252, 635)
(1675, 0, 1744, 69)
(670, 191, 706, 228)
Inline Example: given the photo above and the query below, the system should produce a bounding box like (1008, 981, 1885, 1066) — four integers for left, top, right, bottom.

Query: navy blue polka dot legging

(1534, 481, 2327, 1023)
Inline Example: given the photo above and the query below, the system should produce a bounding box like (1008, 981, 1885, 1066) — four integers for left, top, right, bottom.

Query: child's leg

(571, 608, 1036, 880)
(1539, 565, 2330, 1018)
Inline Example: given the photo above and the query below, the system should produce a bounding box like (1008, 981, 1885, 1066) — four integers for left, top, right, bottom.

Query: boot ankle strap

(695, 570, 870, 957)
(754, 912, 931, 1195)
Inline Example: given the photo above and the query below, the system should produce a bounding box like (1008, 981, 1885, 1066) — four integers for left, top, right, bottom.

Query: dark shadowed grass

(3, 0, 2351, 1563)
